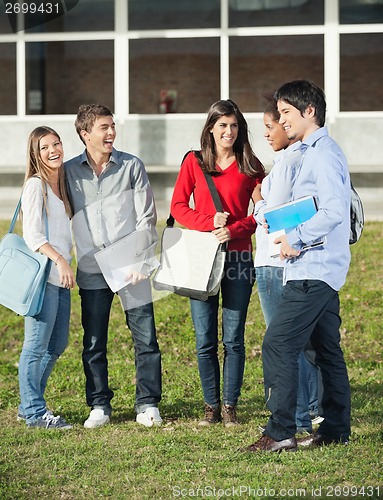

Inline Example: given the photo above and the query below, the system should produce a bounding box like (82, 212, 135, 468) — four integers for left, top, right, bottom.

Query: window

(229, 0, 324, 27)
(340, 33, 383, 111)
(129, 38, 220, 113)
(26, 41, 114, 114)
(128, 0, 220, 30)
(339, 0, 383, 24)
(26, 0, 114, 33)
(0, 6, 13, 34)
(0, 43, 16, 114)
(229, 35, 324, 111)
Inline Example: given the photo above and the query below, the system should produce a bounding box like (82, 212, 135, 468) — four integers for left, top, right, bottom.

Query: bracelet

(55, 254, 63, 265)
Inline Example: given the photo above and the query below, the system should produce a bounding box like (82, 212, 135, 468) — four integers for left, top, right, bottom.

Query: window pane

(0, 6, 13, 34)
(229, 0, 324, 27)
(26, 41, 114, 114)
(128, 0, 220, 30)
(129, 38, 220, 113)
(27, 0, 114, 33)
(340, 0, 383, 24)
(229, 35, 324, 112)
(340, 33, 383, 111)
(0, 44, 16, 114)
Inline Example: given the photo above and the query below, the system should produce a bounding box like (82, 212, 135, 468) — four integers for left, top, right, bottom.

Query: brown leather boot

(222, 404, 239, 428)
(198, 403, 221, 426)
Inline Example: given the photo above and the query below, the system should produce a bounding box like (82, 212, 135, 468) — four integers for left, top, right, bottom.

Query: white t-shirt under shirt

(21, 177, 73, 288)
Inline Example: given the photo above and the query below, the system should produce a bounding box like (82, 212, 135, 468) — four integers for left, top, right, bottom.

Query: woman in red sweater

(171, 99, 265, 427)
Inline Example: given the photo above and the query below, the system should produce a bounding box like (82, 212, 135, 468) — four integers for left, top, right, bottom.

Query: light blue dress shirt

(285, 127, 351, 291)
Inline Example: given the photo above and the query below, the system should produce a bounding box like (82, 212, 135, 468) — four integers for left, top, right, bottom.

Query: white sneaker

(311, 415, 324, 425)
(84, 409, 110, 429)
(136, 407, 162, 428)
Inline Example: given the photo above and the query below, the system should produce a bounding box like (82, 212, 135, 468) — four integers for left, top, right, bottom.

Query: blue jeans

(296, 350, 320, 432)
(190, 251, 254, 407)
(18, 283, 70, 422)
(262, 280, 351, 442)
(256, 266, 320, 431)
(255, 266, 284, 327)
(80, 284, 161, 413)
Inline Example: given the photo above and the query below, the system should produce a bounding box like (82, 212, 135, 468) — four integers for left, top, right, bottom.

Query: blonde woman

(18, 126, 75, 429)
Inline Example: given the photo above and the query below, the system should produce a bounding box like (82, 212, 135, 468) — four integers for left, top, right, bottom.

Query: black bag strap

(203, 172, 223, 212)
(167, 150, 223, 227)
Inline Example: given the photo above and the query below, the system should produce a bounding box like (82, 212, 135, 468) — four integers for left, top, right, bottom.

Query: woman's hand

(57, 258, 76, 289)
(212, 227, 231, 243)
(213, 211, 229, 228)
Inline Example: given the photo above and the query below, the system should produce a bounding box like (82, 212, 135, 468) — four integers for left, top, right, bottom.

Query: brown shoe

(297, 432, 349, 448)
(222, 404, 239, 428)
(244, 435, 297, 453)
(198, 404, 221, 426)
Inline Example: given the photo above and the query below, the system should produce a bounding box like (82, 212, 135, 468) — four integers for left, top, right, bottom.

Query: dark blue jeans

(262, 280, 351, 442)
(190, 251, 255, 407)
(80, 286, 161, 413)
(256, 266, 320, 432)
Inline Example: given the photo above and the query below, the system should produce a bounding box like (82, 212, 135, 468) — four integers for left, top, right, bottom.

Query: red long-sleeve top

(170, 151, 263, 252)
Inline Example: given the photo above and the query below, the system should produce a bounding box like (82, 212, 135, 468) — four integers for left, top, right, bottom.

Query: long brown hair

(25, 126, 73, 218)
(199, 99, 264, 177)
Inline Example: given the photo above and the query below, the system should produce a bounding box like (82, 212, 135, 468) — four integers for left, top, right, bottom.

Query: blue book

(263, 196, 324, 257)
(264, 195, 318, 233)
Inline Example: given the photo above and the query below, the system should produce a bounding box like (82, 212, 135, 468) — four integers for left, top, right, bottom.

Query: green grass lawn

(0, 221, 382, 499)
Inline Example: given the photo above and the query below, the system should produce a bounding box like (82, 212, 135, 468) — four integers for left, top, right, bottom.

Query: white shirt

(254, 142, 302, 267)
(22, 177, 73, 287)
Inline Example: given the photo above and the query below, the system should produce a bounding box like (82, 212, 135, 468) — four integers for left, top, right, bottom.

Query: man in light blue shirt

(246, 80, 351, 452)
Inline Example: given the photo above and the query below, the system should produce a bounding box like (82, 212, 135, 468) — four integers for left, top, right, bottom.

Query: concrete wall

(1, 114, 382, 197)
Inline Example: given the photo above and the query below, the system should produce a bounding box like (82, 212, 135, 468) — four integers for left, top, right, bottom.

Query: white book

(94, 230, 160, 292)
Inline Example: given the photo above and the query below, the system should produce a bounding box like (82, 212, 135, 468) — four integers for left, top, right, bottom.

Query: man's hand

(126, 270, 148, 285)
(274, 234, 300, 260)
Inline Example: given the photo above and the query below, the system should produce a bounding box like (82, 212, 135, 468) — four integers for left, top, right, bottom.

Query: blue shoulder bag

(0, 197, 52, 316)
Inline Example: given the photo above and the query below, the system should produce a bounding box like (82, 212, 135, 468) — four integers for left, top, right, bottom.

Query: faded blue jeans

(18, 283, 70, 422)
(190, 251, 255, 407)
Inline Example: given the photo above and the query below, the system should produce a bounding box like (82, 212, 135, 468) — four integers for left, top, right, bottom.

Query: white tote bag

(153, 227, 226, 301)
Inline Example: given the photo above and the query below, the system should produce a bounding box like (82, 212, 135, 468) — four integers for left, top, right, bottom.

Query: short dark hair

(274, 80, 326, 127)
(75, 104, 114, 144)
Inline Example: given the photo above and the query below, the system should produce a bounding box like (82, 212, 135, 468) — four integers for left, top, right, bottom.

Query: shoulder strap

(203, 172, 223, 212)
(9, 198, 22, 233)
(167, 151, 224, 228)
(10, 188, 49, 238)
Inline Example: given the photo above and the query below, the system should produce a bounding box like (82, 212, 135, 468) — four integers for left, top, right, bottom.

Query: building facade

(0, 0, 382, 190)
